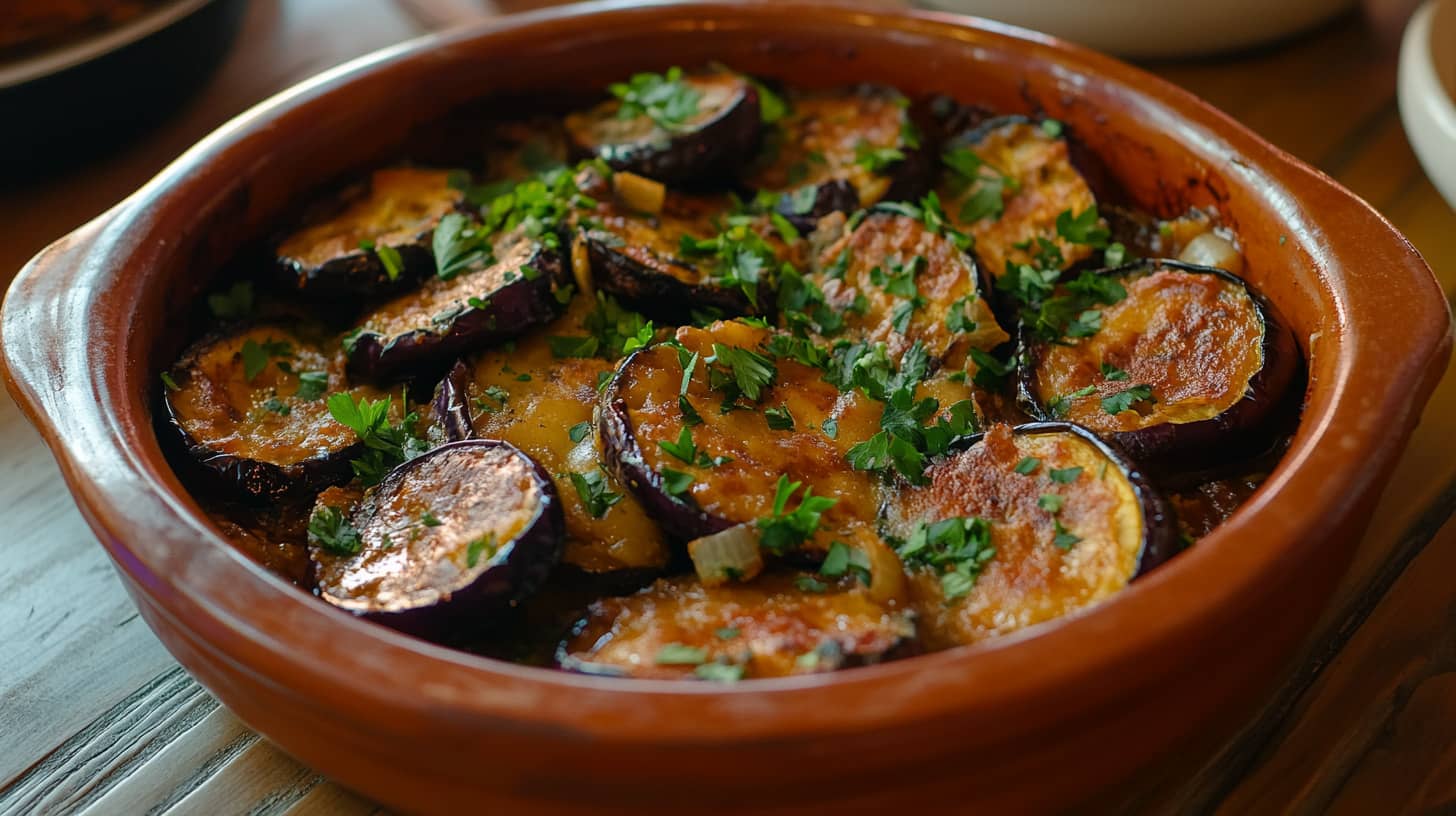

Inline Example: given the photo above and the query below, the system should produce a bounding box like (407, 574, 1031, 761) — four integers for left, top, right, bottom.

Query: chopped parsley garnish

(1053, 519, 1081, 550)
(854, 139, 904, 173)
(1101, 362, 1129, 381)
(794, 575, 828, 593)
(715, 627, 741, 640)
(969, 348, 1012, 390)
(1047, 384, 1097, 417)
(1101, 384, 1155, 415)
(570, 469, 623, 518)
(610, 67, 701, 131)
(764, 404, 795, 431)
(568, 421, 592, 443)
(474, 385, 510, 414)
(160, 372, 180, 391)
(374, 244, 404, 281)
(757, 475, 836, 555)
(1014, 456, 1041, 475)
(656, 643, 708, 665)
(326, 392, 427, 486)
(261, 396, 290, 416)
(710, 343, 777, 402)
(465, 534, 497, 568)
(420, 510, 443, 527)
(819, 540, 872, 585)
(1049, 466, 1083, 484)
(694, 662, 746, 682)
(432, 213, 494, 280)
(308, 505, 362, 556)
(1055, 205, 1110, 248)
(295, 370, 328, 401)
(207, 281, 254, 320)
(1103, 242, 1129, 266)
(1038, 493, 1065, 513)
(895, 516, 996, 601)
(548, 293, 653, 360)
(1040, 118, 1064, 138)
(660, 467, 695, 497)
(657, 427, 699, 464)
(945, 295, 979, 333)
(678, 222, 780, 307)
(240, 338, 293, 382)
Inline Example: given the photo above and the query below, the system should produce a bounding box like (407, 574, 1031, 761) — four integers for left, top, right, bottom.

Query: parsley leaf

(660, 467, 695, 497)
(765, 404, 795, 431)
(855, 139, 905, 172)
(1014, 456, 1041, 475)
(1101, 362, 1129, 381)
(610, 67, 701, 131)
(757, 475, 837, 555)
(1055, 205, 1110, 248)
(326, 392, 426, 486)
(710, 343, 777, 402)
(295, 370, 328, 401)
(1053, 519, 1081, 550)
(568, 421, 592, 443)
(432, 212, 494, 280)
(570, 469, 623, 518)
(655, 643, 708, 665)
(1049, 466, 1083, 484)
(894, 516, 996, 601)
(1101, 384, 1155, 415)
(308, 505, 362, 556)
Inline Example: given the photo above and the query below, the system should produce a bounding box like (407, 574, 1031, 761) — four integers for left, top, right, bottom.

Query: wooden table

(2, 2, 1453, 813)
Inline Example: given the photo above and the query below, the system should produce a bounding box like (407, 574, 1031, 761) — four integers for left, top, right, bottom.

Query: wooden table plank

(1, 5, 1453, 815)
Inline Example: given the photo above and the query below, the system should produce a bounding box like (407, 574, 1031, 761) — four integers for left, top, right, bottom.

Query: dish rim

(3, 0, 1450, 746)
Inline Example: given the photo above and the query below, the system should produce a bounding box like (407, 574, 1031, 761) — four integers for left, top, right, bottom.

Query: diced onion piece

(571, 232, 593, 297)
(688, 524, 764, 587)
(1178, 232, 1245, 275)
(612, 172, 666, 215)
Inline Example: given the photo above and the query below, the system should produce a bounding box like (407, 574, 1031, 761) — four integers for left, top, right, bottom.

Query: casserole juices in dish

(4, 4, 1447, 812)
(162, 66, 1297, 676)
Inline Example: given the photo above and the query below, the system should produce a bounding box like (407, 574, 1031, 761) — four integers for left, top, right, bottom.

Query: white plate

(916, 0, 1357, 58)
(1398, 0, 1456, 211)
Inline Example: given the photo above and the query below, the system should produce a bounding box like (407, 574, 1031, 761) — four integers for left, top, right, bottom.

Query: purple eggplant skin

(583, 232, 759, 322)
(309, 439, 566, 638)
(596, 347, 734, 542)
(952, 421, 1178, 578)
(1015, 259, 1300, 472)
(276, 243, 434, 302)
(430, 359, 476, 443)
(346, 239, 566, 383)
(565, 73, 762, 185)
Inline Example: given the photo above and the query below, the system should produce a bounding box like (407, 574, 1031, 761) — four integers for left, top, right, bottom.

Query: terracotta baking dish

(3, 2, 1450, 811)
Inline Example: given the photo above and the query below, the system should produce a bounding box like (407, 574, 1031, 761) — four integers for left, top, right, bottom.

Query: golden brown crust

(277, 168, 460, 268)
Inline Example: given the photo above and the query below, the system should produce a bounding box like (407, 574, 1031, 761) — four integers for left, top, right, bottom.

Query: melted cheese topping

(744, 88, 909, 205)
(469, 299, 668, 572)
(313, 444, 540, 613)
(887, 425, 1144, 649)
(168, 326, 388, 465)
(940, 120, 1098, 276)
(814, 213, 1008, 361)
(1034, 268, 1265, 431)
(561, 573, 914, 679)
(277, 168, 460, 268)
(620, 321, 883, 539)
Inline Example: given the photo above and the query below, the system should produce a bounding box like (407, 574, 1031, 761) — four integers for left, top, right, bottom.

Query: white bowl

(1399, 0, 1456, 211)
(915, 0, 1357, 58)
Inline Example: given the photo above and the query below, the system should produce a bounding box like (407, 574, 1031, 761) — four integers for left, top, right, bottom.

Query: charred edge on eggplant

(431, 359, 476, 443)
(347, 238, 567, 383)
(309, 439, 565, 637)
(1015, 259, 1298, 470)
(583, 232, 758, 322)
(273, 168, 464, 299)
(565, 72, 762, 185)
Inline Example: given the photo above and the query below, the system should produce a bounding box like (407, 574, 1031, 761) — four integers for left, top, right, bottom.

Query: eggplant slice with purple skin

(346, 230, 566, 383)
(742, 85, 933, 226)
(433, 297, 673, 590)
(936, 115, 1102, 280)
(599, 319, 885, 544)
(307, 439, 565, 637)
(1016, 259, 1298, 469)
(556, 571, 916, 679)
(274, 167, 463, 299)
(881, 422, 1176, 651)
(809, 211, 1007, 362)
(565, 70, 761, 185)
(164, 324, 389, 502)
(580, 188, 789, 322)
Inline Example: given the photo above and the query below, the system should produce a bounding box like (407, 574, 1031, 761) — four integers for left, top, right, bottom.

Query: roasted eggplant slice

(565, 69, 761, 184)
(600, 320, 883, 543)
(810, 212, 1007, 361)
(275, 167, 462, 298)
(307, 439, 565, 636)
(164, 324, 390, 502)
(938, 116, 1101, 278)
(1016, 260, 1298, 467)
(744, 85, 932, 223)
(346, 231, 566, 382)
(556, 572, 915, 679)
(882, 422, 1175, 650)
(453, 297, 672, 585)
(581, 190, 782, 321)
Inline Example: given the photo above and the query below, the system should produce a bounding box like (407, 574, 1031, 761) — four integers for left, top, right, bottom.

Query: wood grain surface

(1, 2, 1452, 813)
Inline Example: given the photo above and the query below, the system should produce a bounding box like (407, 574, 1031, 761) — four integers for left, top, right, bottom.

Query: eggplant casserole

(161, 67, 1302, 680)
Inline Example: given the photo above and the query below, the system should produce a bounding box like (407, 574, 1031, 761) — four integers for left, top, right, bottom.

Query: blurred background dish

(914, 0, 1359, 57)
(0, 0, 248, 182)
(1399, 0, 1456, 210)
